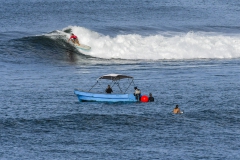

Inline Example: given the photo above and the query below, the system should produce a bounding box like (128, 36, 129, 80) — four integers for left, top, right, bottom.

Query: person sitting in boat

(148, 93, 154, 102)
(68, 33, 80, 46)
(173, 105, 181, 114)
(134, 87, 141, 101)
(105, 85, 113, 94)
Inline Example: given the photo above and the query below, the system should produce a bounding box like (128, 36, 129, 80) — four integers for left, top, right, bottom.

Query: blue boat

(74, 74, 138, 102)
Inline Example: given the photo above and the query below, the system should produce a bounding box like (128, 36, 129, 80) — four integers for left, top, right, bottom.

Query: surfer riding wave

(68, 33, 80, 46)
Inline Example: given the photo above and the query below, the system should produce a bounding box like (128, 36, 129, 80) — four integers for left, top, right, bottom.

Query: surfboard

(74, 44, 91, 51)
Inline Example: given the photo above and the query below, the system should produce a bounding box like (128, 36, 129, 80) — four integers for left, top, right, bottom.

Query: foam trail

(60, 26, 240, 60)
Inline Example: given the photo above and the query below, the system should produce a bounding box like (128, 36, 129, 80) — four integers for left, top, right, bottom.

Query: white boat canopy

(88, 74, 135, 93)
(98, 74, 133, 81)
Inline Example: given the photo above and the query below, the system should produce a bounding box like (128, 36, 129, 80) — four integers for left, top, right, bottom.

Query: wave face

(46, 26, 240, 60)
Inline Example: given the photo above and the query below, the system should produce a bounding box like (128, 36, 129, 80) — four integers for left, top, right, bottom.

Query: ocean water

(1, 0, 240, 159)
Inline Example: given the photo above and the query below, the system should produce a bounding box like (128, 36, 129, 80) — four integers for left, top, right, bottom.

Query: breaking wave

(15, 26, 240, 60)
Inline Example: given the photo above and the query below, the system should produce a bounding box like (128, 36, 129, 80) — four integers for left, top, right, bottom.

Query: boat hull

(74, 90, 137, 102)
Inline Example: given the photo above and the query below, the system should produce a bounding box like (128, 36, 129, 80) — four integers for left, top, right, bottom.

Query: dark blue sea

(1, 0, 240, 159)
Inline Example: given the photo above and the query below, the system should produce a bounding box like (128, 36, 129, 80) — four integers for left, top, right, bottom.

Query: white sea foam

(62, 26, 240, 60)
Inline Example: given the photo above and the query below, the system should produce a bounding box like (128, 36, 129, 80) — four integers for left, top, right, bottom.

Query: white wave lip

(64, 26, 240, 60)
